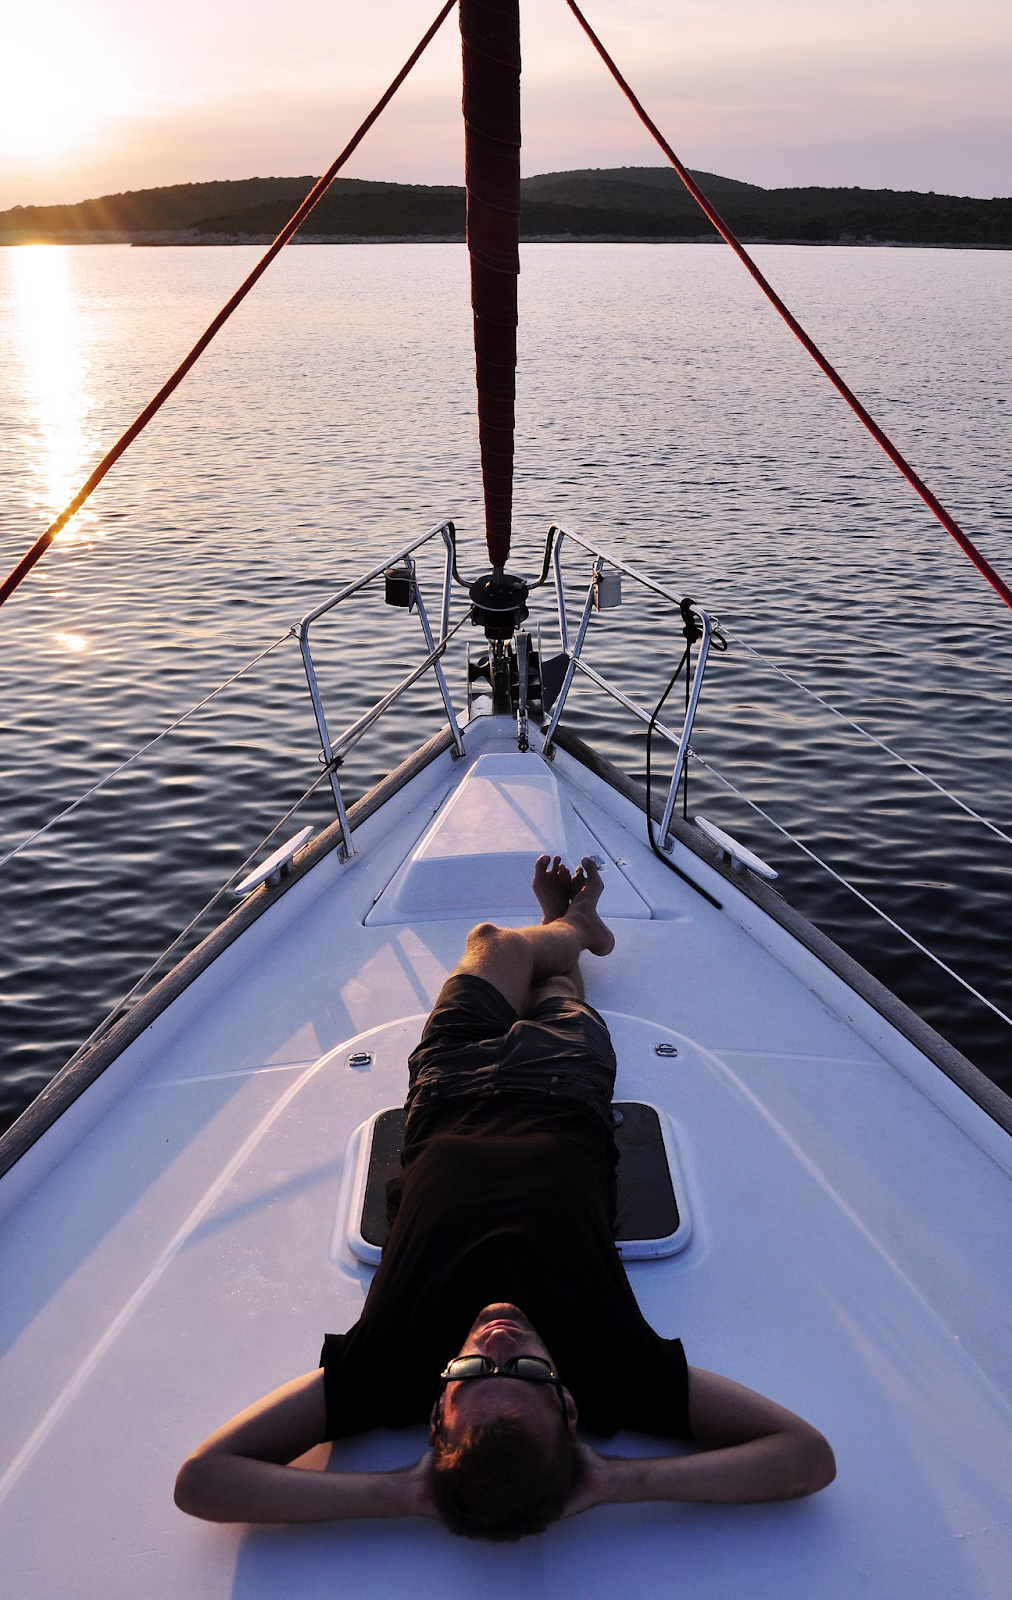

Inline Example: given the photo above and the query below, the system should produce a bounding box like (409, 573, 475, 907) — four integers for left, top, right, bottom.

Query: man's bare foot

(533, 854, 573, 924)
(563, 857, 616, 956)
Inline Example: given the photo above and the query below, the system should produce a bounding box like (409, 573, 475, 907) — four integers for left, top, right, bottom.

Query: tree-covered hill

(1, 169, 1009, 247)
(0, 177, 318, 239)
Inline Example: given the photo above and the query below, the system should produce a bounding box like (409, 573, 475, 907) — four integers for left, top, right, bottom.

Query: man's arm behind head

(173, 1364, 832, 1533)
(174, 1370, 438, 1525)
(561, 1366, 836, 1519)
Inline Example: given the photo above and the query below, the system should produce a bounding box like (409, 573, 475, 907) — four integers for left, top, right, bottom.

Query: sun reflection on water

(10, 246, 97, 547)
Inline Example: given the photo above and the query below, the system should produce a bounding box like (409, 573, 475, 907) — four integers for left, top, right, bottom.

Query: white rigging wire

(723, 629, 1012, 850)
(0, 631, 294, 871)
(690, 749, 1012, 1031)
(10, 590, 1011, 1039)
(58, 760, 336, 1072)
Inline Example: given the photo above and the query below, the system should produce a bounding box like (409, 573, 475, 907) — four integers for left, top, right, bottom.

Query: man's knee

(464, 924, 531, 968)
(464, 923, 523, 960)
(459, 925, 535, 999)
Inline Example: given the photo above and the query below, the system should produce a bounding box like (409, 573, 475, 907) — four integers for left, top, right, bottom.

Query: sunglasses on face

(438, 1354, 568, 1423)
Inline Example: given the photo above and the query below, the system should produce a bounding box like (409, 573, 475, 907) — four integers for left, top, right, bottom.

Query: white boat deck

(2, 715, 1011, 1597)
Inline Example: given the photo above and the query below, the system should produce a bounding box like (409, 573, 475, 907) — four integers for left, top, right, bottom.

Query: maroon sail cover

(460, 0, 520, 569)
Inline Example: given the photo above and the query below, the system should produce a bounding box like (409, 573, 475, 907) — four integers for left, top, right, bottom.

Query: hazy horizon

(2, 1, 1010, 211)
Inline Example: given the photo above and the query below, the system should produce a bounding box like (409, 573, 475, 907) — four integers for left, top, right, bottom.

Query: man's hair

(431, 1412, 575, 1541)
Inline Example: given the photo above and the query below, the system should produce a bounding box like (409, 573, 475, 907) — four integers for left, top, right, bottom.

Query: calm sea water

(1, 240, 1010, 1134)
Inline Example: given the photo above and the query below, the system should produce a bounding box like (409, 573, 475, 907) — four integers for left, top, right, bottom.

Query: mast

(460, 0, 521, 573)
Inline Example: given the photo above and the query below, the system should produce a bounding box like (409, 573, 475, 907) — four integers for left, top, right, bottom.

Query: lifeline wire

(691, 750, 1012, 1031)
(724, 630, 1012, 851)
(565, 0, 1012, 615)
(0, 631, 294, 870)
(0, 0, 457, 611)
(59, 762, 338, 1071)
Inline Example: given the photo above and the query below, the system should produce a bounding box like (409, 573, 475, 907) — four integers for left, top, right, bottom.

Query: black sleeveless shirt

(320, 1097, 691, 1441)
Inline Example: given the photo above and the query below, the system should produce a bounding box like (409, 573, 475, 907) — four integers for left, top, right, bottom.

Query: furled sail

(460, 0, 521, 570)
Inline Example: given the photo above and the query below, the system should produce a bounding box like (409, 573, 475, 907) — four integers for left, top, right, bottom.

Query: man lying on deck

(175, 855, 835, 1541)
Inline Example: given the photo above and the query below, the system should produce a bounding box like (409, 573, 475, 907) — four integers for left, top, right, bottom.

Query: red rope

(0, 0, 457, 612)
(566, 0, 1012, 614)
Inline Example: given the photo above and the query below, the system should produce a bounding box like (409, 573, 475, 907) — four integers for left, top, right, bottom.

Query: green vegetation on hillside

(2, 169, 1009, 247)
(194, 180, 464, 238)
(0, 177, 317, 239)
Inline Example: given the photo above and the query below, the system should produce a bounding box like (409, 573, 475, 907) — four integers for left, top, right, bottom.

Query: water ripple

(0, 240, 1009, 1132)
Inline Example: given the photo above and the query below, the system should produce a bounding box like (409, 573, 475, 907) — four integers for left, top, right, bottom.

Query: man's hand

(562, 1442, 615, 1518)
(397, 1453, 441, 1521)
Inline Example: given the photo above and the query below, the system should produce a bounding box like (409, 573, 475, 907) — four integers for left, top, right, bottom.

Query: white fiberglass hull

(1, 715, 1011, 1598)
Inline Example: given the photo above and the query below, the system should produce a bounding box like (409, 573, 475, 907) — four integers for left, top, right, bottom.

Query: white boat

(2, 517, 1011, 1596)
(2, 3, 1011, 1593)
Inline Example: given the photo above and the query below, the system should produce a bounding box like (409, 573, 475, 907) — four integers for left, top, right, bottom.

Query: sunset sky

(2, 0, 1010, 211)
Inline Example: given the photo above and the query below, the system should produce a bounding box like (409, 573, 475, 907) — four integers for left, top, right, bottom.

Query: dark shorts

(406, 973, 617, 1130)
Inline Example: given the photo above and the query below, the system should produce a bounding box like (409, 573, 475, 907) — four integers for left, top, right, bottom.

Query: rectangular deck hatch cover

(356, 1103, 683, 1260)
(364, 752, 651, 922)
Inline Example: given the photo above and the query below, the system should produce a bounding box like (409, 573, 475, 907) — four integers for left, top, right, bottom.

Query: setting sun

(0, 16, 132, 159)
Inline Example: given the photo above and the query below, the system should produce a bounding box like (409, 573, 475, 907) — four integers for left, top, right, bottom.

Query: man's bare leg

(453, 856, 614, 1016)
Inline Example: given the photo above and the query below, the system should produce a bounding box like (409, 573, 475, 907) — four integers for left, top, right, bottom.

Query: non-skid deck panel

(358, 1102, 679, 1250)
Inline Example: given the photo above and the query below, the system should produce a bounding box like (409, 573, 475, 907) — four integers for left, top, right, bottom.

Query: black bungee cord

(643, 598, 725, 910)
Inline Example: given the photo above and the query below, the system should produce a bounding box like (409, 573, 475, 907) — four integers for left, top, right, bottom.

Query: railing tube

(298, 520, 453, 632)
(439, 524, 455, 643)
(657, 618, 713, 848)
(326, 626, 462, 763)
(569, 657, 683, 748)
(297, 520, 460, 856)
(548, 521, 701, 615)
(551, 527, 570, 654)
(413, 583, 466, 757)
(542, 560, 601, 756)
(298, 625, 357, 861)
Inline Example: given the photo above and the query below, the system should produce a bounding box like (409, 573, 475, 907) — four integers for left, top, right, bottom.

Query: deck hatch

(349, 1102, 689, 1264)
(364, 750, 650, 922)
